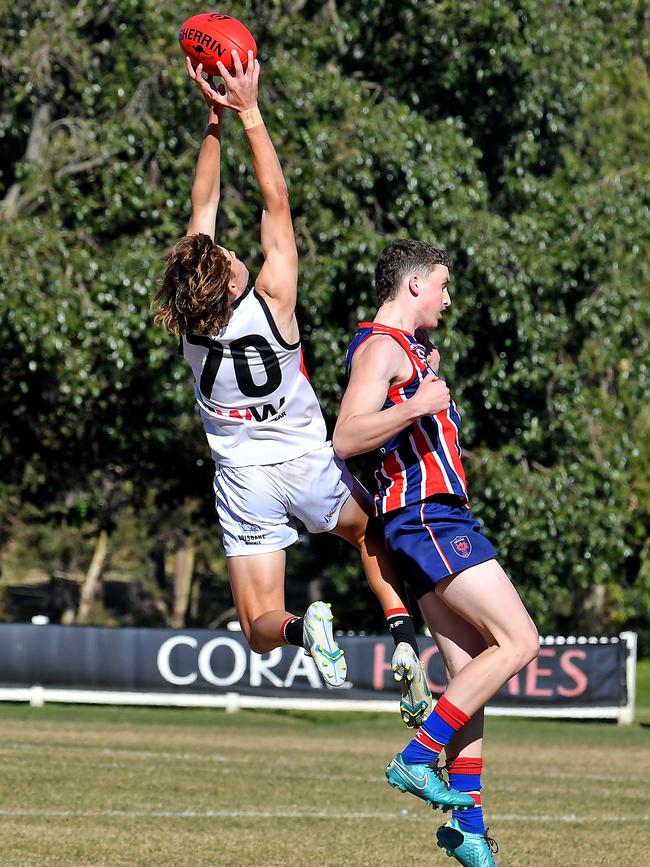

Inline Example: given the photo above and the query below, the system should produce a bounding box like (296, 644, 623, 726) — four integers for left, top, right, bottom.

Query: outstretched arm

(185, 59, 224, 239)
(194, 51, 298, 318)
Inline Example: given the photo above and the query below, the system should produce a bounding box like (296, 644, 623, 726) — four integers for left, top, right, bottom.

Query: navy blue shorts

(380, 496, 497, 598)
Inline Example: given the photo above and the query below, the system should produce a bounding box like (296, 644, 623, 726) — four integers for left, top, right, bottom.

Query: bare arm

(333, 336, 451, 460)
(185, 59, 224, 239)
(244, 121, 297, 314)
(202, 51, 297, 317)
(231, 52, 297, 311)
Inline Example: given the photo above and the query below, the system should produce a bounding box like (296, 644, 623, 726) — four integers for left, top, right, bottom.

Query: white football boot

(303, 601, 347, 687)
(391, 641, 433, 727)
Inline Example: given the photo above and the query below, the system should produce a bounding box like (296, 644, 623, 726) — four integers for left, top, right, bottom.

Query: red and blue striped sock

(401, 695, 470, 764)
(448, 756, 485, 834)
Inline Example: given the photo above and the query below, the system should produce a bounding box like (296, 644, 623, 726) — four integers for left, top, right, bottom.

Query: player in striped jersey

(334, 240, 540, 866)
(153, 57, 433, 717)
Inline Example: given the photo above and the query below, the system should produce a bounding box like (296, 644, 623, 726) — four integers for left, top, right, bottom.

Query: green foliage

(0, 1, 648, 642)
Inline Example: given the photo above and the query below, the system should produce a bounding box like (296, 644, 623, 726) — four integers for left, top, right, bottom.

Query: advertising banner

(0, 624, 635, 718)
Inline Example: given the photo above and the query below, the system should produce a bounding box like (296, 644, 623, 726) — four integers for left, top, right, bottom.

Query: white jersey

(181, 287, 327, 467)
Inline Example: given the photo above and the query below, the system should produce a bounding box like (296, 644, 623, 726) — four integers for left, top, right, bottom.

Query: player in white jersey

(153, 53, 439, 711)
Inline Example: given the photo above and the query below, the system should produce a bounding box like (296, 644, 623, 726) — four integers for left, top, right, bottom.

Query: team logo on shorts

(451, 535, 472, 558)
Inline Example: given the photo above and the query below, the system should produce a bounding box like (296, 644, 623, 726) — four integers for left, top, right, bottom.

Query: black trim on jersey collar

(178, 286, 251, 354)
(231, 285, 253, 310)
(253, 289, 301, 350)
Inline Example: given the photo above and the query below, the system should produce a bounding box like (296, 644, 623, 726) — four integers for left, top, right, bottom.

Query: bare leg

(419, 590, 487, 759)
(434, 559, 539, 717)
(332, 480, 410, 612)
(333, 484, 433, 721)
(228, 477, 411, 655)
(386, 565, 535, 827)
(420, 590, 496, 843)
(227, 550, 294, 653)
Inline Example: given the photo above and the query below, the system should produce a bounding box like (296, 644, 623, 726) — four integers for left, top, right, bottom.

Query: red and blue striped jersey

(345, 322, 468, 514)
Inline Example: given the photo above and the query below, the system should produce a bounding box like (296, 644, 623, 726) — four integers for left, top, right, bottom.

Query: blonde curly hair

(153, 233, 233, 336)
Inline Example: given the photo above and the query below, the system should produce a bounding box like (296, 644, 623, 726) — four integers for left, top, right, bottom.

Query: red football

(178, 13, 257, 76)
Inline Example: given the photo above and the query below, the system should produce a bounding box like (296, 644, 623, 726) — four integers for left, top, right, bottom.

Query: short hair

(374, 239, 451, 305)
(153, 233, 232, 336)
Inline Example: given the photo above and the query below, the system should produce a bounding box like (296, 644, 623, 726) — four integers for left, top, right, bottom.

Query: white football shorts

(213, 444, 355, 557)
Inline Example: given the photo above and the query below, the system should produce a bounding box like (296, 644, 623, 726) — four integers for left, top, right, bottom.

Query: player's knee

(245, 618, 278, 655)
(332, 517, 364, 550)
(247, 635, 267, 654)
(524, 625, 541, 665)
(359, 515, 383, 553)
(244, 625, 267, 655)
(513, 622, 540, 671)
(349, 532, 364, 551)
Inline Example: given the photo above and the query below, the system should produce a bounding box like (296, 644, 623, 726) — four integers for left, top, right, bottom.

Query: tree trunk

(1, 103, 51, 220)
(171, 538, 195, 629)
(189, 574, 202, 622)
(76, 529, 109, 624)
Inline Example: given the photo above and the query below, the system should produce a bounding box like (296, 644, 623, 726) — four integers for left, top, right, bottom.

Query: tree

(1, 1, 648, 648)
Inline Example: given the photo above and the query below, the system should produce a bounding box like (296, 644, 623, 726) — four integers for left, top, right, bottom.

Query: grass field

(1, 664, 649, 866)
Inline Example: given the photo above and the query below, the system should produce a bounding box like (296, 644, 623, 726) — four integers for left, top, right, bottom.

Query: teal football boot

(303, 601, 347, 687)
(385, 754, 476, 812)
(391, 641, 433, 727)
(436, 817, 499, 866)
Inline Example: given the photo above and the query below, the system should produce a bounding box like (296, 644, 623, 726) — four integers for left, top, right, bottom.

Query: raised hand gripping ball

(178, 13, 257, 76)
